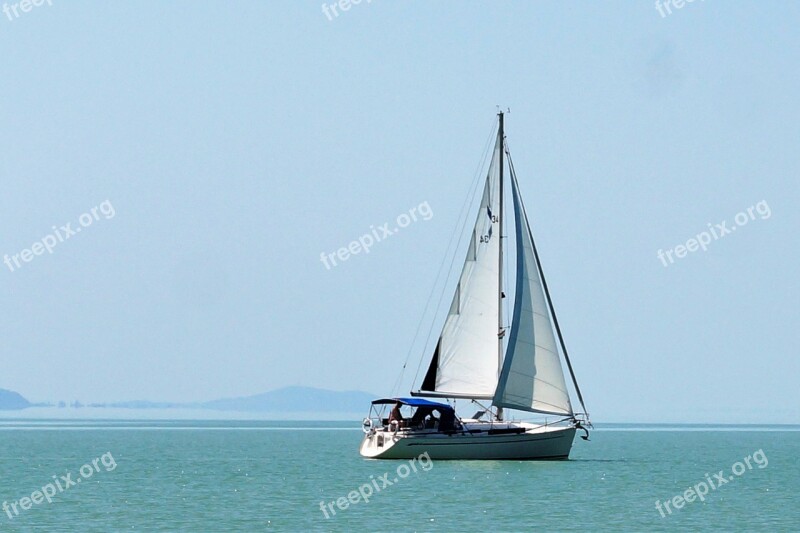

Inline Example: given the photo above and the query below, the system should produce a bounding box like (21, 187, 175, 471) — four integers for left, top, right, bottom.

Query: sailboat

(359, 112, 591, 460)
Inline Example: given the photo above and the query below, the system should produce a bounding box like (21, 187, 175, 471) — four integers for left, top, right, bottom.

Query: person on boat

(410, 406, 433, 428)
(388, 402, 404, 427)
(439, 409, 457, 432)
(425, 410, 439, 429)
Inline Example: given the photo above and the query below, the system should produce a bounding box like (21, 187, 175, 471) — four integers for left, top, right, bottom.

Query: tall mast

(496, 111, 505, 422)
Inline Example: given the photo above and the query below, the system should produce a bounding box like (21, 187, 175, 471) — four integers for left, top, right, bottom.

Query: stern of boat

(359, 428, 400, 459)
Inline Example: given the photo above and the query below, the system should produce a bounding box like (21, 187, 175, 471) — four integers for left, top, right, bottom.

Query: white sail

(492, 171, 573, 416)
(420, 137, 502, 398)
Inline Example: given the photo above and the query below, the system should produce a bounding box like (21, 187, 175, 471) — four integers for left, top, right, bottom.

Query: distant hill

(0, 386, 378, 414)
(0, 389, 31, 410)
(201, 386, 376, 412)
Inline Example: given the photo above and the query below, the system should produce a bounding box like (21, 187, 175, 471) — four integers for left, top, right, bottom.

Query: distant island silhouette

(0, 388, 32, 410)
(0, 386, 376, 413)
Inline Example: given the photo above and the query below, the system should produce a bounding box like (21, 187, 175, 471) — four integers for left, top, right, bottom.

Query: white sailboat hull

(360, 422, 576, 460)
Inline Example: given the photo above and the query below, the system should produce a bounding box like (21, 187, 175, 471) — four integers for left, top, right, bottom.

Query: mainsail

(492, 167, 573, 416)
(419, 136, 502, 399)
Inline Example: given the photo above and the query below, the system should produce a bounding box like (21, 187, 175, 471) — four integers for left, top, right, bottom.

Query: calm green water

(0, 421, 797, 532)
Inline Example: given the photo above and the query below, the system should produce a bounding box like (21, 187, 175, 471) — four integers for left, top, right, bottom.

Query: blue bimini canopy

(371, 397, 454, 413)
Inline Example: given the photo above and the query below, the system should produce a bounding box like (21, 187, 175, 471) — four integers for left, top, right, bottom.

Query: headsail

(419, 136, 502, 399)
(492, 164, 573, 416)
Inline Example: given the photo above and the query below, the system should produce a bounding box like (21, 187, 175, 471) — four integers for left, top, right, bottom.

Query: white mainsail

(492, 169, 573, 416)
(420, 137, 502, 398)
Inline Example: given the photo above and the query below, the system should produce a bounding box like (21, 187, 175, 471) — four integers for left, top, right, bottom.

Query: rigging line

(390, 117, 498, 397)
(505, 145, 589, 418)
(410, 120, 499, 391)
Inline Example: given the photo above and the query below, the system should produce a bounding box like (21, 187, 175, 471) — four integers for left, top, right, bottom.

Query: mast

(496, 111, 505, 422)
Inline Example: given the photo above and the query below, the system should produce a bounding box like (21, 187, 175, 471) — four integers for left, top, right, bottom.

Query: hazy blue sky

(1, 2, 797, 423)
